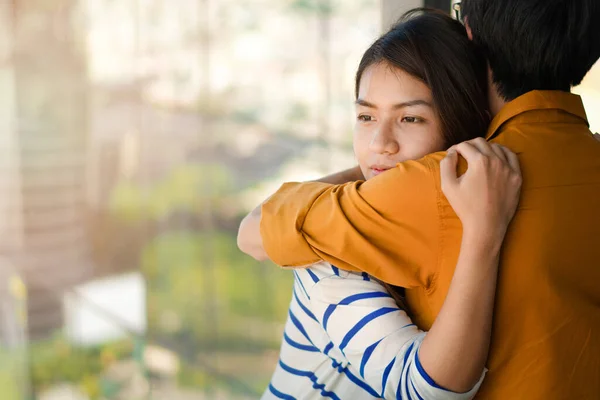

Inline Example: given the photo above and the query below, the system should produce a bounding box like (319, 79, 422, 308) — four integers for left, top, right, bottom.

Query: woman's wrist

(462, 225, 506, 256)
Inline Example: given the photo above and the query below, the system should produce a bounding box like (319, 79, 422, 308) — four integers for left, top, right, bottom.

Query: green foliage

(142, 231, 292, 350)
(0, 347, 27, 400)
(29, 336, 136, 400)
(106, 160, 294, 393)
(109, 163, 234, 222)
(177, 363, 210, 389)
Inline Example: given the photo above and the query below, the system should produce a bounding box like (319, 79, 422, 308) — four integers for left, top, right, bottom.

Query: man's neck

(488, 73, 507, 117)
(489, 89, 506, 117)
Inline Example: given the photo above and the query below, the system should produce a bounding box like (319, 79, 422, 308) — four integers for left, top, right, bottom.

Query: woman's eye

(401, 116, 421, 123)
(358, 115, 374, 122)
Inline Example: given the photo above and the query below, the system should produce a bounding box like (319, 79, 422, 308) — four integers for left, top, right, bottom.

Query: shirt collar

(486, 90, 589, 139)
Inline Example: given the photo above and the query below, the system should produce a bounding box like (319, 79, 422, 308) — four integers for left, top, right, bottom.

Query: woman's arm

(417, 225, 501, 391)
(419, 139, 522, 391)
(237, 166, 363, 261)
(308, 269, 483, 399)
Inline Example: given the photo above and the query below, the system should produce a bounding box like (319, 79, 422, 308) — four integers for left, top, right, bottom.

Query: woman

(243, 9, 522, 399)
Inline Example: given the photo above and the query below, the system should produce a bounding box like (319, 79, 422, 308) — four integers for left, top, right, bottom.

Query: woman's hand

(440, 137, 522, 241)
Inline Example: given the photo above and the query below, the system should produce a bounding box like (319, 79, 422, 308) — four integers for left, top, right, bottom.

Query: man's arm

(315, 165, 365, 184)
(237, 166, 364, 262)
(256, 156, 441, 288)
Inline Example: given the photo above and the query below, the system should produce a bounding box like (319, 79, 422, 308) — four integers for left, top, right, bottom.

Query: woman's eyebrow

(355, 98, 433, 109)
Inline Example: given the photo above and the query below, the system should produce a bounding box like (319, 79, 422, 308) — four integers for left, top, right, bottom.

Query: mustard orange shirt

(260, 91, 600, 399)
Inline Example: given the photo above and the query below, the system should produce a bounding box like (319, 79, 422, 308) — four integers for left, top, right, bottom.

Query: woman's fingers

(455, 139, 515, 173)
(491, 143, 508, 163)
(450, 138, 520, 178)
(440, 149, 459, 192)
(498, 145, 521, 175)
(453, 141, 482, 162)
(442, 138, 522, 236)
(463, 137, 495, 157)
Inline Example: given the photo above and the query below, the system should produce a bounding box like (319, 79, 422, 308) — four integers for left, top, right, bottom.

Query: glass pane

(0, 0, 380, 398)
(7, 2, 596, 399)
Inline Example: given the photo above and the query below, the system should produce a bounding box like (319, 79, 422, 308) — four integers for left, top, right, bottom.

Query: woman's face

(354, 62, 445, 180)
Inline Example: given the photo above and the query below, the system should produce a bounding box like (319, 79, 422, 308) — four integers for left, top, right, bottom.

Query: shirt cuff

(260, 181, 331, 267)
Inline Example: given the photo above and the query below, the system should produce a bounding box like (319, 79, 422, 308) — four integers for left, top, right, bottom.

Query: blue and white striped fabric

(262, 262, 484, 400)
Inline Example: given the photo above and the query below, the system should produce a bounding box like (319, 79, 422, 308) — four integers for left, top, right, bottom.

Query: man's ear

(464, 17, 473, 41)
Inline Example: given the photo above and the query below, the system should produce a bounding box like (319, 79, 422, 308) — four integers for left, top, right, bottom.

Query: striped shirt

(263, 262, 485, 399)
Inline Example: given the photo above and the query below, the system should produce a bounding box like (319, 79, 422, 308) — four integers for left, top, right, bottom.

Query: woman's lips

(371, 167, 392, 176)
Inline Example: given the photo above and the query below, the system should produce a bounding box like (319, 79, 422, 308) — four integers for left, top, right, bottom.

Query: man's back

(260, 90, 600, 399)
(423, 91, 600, 399)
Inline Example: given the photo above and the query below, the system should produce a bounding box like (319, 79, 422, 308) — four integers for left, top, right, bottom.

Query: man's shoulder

(396, 151, 445, 171)
(381, 151, 454, 192)
(355, 152, 445, 224)
(375, 152, 445, 186)
(393, 151, 465, 177)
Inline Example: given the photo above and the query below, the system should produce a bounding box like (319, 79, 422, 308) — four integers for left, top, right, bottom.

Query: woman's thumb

(441, 149, 458, 190)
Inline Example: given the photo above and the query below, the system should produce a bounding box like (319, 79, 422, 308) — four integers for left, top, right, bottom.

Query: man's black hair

(462, 0, 600, 101)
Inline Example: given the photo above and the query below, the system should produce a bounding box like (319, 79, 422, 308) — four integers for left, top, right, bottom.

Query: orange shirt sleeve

(260, 156, 442, 289)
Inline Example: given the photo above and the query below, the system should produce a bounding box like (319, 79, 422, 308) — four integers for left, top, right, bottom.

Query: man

(239, 1, 600, 398)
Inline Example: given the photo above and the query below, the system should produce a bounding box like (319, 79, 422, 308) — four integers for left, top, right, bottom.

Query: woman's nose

(369, 122, 400, 155)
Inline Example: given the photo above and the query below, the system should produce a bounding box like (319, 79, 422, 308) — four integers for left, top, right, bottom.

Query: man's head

(462, 0, 600, 101)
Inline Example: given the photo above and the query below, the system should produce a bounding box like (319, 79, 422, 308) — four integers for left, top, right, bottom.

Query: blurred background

(0, 0, 598, 399)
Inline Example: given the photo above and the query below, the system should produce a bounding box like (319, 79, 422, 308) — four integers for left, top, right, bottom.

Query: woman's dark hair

(462, 0, 600, 101)
(355, 8, 489, 148)
(356, 9, 490, 307)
